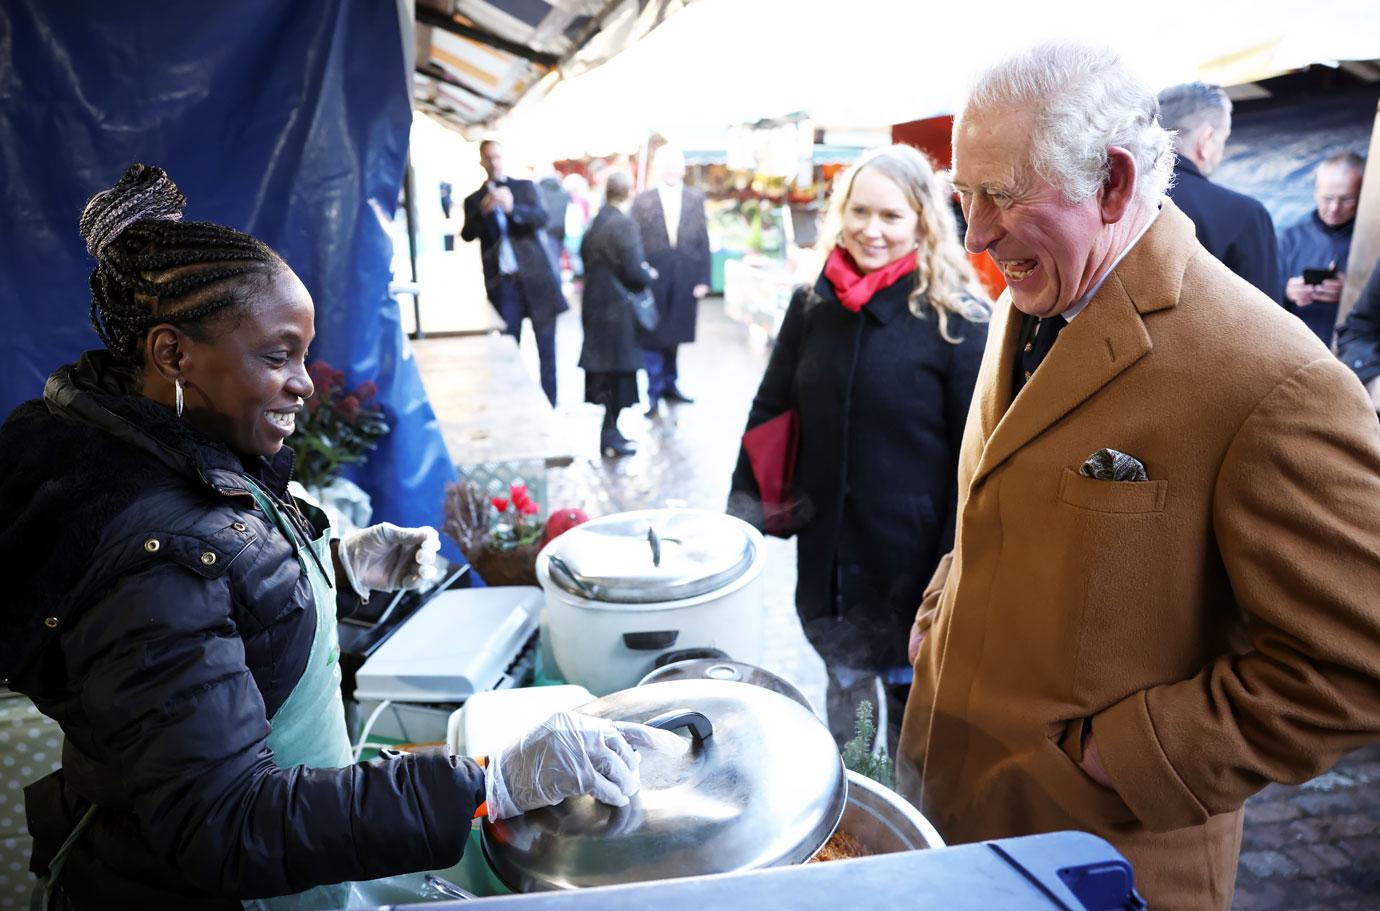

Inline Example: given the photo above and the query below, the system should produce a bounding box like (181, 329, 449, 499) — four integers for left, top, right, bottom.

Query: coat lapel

(970, 203, 1194, 487)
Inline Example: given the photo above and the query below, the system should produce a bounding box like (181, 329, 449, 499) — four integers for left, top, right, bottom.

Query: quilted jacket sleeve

(62, 560, 485, 899)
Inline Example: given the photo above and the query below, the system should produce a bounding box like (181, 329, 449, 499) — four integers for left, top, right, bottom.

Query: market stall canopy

(412, 0, 692, 131)
(493, 0, 1380, 158)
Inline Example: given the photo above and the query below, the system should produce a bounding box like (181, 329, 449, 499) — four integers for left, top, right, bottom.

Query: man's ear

(146, 325, 189, 383)
(1100, 146, 1138, 224)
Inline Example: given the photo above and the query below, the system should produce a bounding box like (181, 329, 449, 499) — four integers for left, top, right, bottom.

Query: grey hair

(604, 170, 632, 204)
(1157, 82, 1231, 151)
(963, 42, 1174, 205)
(1321, 151, 1366, 177)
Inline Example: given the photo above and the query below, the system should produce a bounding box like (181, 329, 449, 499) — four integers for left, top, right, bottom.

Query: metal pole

(403, 156, 423, 339)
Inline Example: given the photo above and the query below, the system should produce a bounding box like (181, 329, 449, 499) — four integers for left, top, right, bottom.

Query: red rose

(308, 361, 335, 394)
(338, 395, 361, 419)
(518, 499, 540, 516)
(356, 380, 378, 401)
(509, 483, 528, 501)
(491, 497, 510, 512)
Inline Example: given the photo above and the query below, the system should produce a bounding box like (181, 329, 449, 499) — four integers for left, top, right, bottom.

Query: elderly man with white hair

(899, 42, 1380, 910)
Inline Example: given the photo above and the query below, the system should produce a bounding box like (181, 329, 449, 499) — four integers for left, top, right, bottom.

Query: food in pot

(810, 828, 871, 862)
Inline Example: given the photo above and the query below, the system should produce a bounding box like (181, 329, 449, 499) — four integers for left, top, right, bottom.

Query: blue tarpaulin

(0, 0, 471, 565)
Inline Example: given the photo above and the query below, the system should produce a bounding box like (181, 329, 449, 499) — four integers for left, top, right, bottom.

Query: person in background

(1159, 81, 1279, 297)
(903, 44, 1380, 911)
(0, 164, 679, 910)
(579, 171, 657, 458)
(1336, 266, 1380, 413)
(537, 164, 571, 264)
(562, 171, 593, 279)
(728, 144, 989, 749)
(1279, 152, 1366, 345)
(631, 144, 711, 415)
(461, 139, 568, 406)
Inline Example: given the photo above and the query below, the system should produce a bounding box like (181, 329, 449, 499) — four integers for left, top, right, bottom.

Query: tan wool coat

(898, 202, 1380, 910)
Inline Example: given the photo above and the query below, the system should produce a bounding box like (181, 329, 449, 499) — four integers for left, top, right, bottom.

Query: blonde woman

(729, 144, 989, 747)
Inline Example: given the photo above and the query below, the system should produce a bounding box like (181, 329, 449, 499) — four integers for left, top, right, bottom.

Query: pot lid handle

(647, 525, 661, 567)
(646, 709, 713, 745)
(547, 554, 597, 599)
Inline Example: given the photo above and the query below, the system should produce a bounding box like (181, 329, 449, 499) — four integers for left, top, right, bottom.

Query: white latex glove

(485, 711, 686, 821)
(337, 523, 440, 597)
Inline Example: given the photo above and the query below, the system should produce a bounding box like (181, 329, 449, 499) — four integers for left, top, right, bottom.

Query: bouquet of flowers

(291, 362, 390, 491)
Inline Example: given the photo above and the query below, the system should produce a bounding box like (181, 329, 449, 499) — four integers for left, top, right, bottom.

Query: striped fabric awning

(413, 0, 691, 132)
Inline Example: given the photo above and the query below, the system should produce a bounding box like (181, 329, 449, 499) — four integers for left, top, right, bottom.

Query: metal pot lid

(482, 679, 845, 892)
(638, 659, 813, 711)
(539, 508, 757, 604)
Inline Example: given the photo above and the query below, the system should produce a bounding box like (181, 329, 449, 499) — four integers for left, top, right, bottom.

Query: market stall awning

(411, 0, 692, 132)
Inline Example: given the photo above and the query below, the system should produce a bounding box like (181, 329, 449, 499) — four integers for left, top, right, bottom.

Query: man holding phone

(1279, 152, 1365, 345)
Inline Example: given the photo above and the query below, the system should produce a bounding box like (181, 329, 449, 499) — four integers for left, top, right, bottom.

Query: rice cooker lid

(540, 508, 757, 603)
(481, 679, 846, 892)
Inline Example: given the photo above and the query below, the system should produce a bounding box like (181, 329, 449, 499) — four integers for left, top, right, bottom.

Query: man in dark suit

(461, 139, 568, 405)
(631, 145, 711, 415)
(1158, 82, 1279, 298)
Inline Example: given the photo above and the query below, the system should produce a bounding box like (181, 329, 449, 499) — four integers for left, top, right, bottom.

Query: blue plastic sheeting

(1214, 87, 1380, 231)
(0, 0, 475, 570)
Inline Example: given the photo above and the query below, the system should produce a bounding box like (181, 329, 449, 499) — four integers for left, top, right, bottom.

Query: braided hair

(80, 164, 281, 363)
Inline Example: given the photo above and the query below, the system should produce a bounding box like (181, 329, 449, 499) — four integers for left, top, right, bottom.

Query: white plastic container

(445, 684, 595, 758)
(537, 509, 767, 696)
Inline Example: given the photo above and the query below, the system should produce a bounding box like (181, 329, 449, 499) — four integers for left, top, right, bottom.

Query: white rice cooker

(535, 508, 766, 695)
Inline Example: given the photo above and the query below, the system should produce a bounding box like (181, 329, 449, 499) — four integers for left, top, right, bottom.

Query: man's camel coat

(898, 202, 1380, 910)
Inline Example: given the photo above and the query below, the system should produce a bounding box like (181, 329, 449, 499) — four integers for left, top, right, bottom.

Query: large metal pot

(837, 770, 946, 854)
(536, 509, 766, 695)
(481, 678, 845, 892)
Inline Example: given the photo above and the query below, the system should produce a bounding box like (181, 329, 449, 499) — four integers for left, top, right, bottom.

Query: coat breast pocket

(1057, 468, 1167, 514)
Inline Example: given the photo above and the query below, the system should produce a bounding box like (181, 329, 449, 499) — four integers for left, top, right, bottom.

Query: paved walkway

(494, 293, 1380, 910)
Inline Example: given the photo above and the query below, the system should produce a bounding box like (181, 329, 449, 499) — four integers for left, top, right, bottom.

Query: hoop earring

(175, 378, 184, 418)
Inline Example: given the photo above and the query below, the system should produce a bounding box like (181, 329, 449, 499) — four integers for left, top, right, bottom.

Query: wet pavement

(487, 292, 1380, 910)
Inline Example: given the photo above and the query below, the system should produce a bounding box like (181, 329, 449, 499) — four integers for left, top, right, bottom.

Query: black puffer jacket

(0, 352, 484, 909)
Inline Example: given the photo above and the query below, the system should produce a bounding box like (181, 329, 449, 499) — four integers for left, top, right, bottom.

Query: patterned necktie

(1014, 314, 1067, 394)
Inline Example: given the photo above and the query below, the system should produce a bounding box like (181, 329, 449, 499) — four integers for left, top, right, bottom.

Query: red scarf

(823, 246, 917, 312)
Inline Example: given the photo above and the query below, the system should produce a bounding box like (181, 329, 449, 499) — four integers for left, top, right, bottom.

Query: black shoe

(601, 431, 636, 457)
(663, 387, 695, 404)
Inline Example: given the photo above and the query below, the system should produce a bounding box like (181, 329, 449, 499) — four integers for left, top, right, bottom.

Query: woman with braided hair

(0, 164, 678, 910)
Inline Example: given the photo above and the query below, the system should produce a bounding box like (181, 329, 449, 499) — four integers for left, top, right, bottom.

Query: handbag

(626, 285, 659, 333)
(741, 408, 800, 536)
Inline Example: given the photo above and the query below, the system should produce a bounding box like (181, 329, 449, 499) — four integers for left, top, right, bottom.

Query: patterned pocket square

(1079, 448, 1148, 482)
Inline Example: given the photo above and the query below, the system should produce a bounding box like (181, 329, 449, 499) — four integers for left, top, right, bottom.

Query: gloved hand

(337, 523, 440, 598)
(485, 711, 686, 821)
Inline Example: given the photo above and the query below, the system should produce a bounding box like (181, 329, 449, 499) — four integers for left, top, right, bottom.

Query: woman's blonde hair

(819, 144, 990, 342)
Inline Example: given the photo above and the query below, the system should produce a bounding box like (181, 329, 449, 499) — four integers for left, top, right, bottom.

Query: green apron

(241, 478, 472, 910)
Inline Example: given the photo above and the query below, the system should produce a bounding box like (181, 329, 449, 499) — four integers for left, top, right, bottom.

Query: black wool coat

(729, 274, 987, 670)
(579, 204, 656, 373)
(1337, 267, 1380, 385)
(1167, 159, 1279, 299)
(630, 185, 711, 347)
(461, 177, 569, 325)
(0, 352, 485, 909)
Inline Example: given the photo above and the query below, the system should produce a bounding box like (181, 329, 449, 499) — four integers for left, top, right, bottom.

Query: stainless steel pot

(638, 658, 812, 711)
(835, 770, 946, 855)
(481, 678, 845, 892)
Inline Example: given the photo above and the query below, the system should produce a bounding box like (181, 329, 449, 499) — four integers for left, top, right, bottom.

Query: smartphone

(1303, 267, 1339, 285)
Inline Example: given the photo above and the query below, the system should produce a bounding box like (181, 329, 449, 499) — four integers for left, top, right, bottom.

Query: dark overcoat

(1337, 267, 1380, 385)
(729, 273, 986, 670)
(461, 177, 568, 324)
(630, 185, 711, 347)
(579, 204, 656, 373)
(0, 352, 485, 908)
(1167, 159, 1279, 298)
